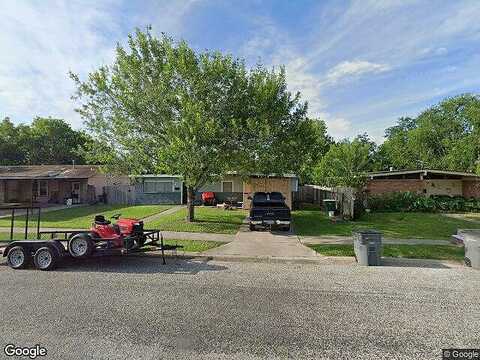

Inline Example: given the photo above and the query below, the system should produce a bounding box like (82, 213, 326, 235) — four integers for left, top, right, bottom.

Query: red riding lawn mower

(67, 214, 149, 259)
(1, 206, 168, 271)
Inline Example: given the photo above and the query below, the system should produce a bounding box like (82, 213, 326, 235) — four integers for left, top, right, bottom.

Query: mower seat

(94, 215, 111, 225)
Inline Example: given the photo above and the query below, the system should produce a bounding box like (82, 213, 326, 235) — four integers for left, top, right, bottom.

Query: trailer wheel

(7, 246, 30, 269)
(33, 247, 57, 271)
(68, 234, 94, 258)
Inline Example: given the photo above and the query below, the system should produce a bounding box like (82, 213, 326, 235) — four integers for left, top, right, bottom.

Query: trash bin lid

(353, 229, 382, 234)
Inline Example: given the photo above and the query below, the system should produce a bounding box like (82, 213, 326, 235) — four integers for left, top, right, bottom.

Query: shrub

(367, 192, 480, 213)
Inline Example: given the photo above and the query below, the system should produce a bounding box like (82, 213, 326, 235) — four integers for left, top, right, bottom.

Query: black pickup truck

(248, 192, 291, 231)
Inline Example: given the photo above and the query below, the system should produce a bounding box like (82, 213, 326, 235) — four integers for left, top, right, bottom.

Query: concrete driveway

(0, 256, 479, 359)
(202, 226, 318, 260)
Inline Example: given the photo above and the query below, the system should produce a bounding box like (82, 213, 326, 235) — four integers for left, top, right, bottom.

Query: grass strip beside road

(293, 210, 480, 240)
(308, 244, 464, 261)
(163, 239, 225, 252)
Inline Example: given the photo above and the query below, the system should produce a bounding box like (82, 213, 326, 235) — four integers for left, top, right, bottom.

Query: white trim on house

(367, 169, 480, 179)
(225, 171, 297, 178)
(221, 181, 234, 192)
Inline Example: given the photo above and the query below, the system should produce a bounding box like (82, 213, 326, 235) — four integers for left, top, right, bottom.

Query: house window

(222, 181, 233, 193)
(144, 180, 173, 193)
(33, 180, 48, 197)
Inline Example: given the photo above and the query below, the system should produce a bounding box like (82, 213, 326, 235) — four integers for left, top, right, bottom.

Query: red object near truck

(201, 191, 216, 206)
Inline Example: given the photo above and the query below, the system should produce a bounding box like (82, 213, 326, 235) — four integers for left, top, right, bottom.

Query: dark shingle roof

(0, 165, 100, 179)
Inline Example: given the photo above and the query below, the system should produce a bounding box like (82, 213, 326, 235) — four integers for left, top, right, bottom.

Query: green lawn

(149, 207, 247, 234)
(163, 239, 225, 252)
(308, 244, 464, 262)
(0, 205, 173, 229)
(293, 210, 480, 240)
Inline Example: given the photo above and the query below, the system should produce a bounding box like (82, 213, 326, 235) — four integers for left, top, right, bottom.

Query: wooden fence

(104, 185, 136, 205)
(295, 184, 364, 219)
(294, 185, 333, 207)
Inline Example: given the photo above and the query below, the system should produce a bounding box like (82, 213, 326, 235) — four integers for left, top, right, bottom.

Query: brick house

(197, 173, 299, 209)
(365, 169, 480, 198)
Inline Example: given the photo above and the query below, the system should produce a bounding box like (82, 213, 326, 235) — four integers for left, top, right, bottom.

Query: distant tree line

(313, 94, 480, 187)
(0, 116, 92, 165)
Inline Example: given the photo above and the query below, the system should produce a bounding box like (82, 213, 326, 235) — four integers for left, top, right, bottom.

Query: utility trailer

(1, 206, 174, 271)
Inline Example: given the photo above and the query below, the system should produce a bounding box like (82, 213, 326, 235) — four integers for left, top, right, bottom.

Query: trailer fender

(3, 243, 16, 257)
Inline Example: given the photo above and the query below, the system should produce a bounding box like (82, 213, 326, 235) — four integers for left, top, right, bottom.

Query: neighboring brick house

(365, 169, 480, 198)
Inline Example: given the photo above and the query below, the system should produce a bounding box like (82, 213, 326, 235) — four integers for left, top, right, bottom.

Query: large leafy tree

(380, 94, 480, 172)
(26, 117, 91, 165)
(313, 135, 376, 188)
(71, 28, 315, 221)
(0, 116, 90, 165)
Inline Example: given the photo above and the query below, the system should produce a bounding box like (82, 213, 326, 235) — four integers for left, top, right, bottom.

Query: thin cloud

(325, 60, 391, 84)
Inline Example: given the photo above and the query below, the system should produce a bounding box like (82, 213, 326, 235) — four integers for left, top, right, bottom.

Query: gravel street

(0, 256, 479, 360)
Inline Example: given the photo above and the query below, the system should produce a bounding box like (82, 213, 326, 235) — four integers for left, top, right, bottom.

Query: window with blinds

(143, 180, 173, 193)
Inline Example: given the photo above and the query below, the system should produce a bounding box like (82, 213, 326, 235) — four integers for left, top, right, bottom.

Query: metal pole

(25, 208, 29, 240)
(10, 209, 15, 241)
(161, 233, 166, 265)
(36, 207, 41, 239)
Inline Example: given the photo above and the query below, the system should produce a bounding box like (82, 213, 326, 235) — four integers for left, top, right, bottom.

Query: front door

(71, 182, 81, 204)
(32, 180, 49, 203)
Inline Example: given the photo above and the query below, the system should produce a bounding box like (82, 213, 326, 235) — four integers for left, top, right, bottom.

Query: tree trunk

(186, 186, 195, 222)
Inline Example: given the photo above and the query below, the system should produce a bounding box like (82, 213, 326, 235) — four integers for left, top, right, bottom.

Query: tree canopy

(71, 28, 323, 220)
(0, 117, 91, 165)
(313, 135, 378, 188)
(379, 94, 480, 172)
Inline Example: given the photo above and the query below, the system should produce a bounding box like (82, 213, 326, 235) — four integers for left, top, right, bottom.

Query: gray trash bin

(353, 230, 382, 266)
(463, 230, 480, 269)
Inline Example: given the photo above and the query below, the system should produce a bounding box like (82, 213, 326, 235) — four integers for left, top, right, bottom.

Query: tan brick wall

(425, 180, 462, 197)
(462, 180, 480, 199)
(366, 179, 425, 195)
(243, 177, 292, 209)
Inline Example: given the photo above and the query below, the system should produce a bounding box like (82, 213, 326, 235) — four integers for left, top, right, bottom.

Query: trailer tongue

(1, 205, 173, 270)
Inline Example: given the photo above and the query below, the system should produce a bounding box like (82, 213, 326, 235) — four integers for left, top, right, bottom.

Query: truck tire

(281, 225, 291, 232)
(33, 247, 57, 271)
(68, 234, 94, 258)
(249, 224, 256, 231)
(7, 246, 30, 269)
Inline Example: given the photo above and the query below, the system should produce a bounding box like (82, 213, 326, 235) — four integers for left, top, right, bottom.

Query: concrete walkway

(201, 225, 319, 259)
(299, 235, 453, 246)
(141, 205, 184, 223)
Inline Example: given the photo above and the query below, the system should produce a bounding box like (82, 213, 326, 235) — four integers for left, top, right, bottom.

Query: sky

(1, 0, 480, 143)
